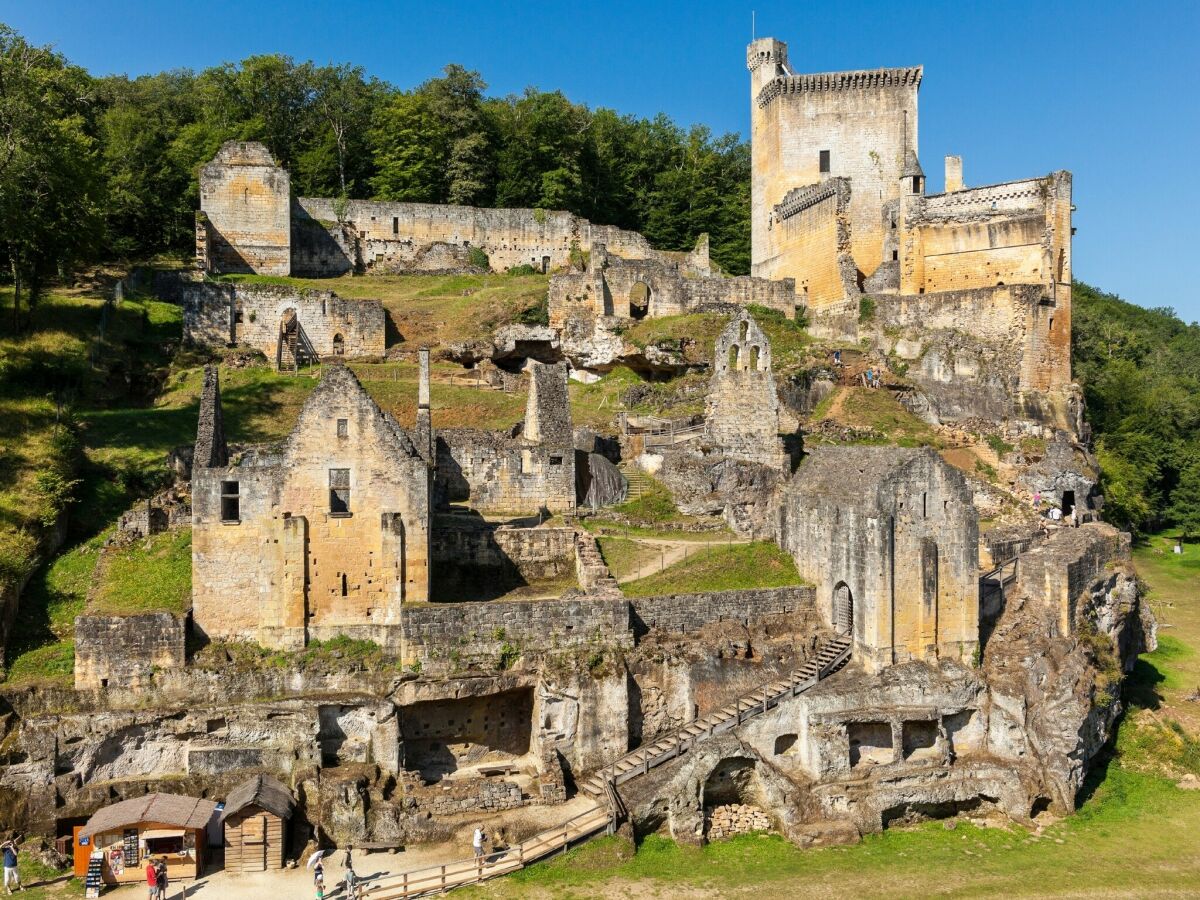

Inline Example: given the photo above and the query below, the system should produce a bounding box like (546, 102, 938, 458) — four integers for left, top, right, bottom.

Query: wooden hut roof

(80, 793, 218, 838)
(220, 774, 295, 822)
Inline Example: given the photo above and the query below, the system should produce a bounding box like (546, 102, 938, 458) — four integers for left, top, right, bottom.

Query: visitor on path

(1, 840, 21, 894)
(833, 349, 842, 366)
(1033, 491, 1042, 509)
(341, 844, 353, 871)
(473, 827, 486, 864)
(312, 857, 324, 889)
(154, 859, 168, 900)
(145, 858, 157, 899)
(342, 866, 360, 900)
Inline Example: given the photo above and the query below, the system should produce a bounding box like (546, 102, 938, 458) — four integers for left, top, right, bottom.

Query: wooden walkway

(362, 635, 852, 898)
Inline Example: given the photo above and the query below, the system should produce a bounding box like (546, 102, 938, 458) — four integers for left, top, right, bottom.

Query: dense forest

(0, 22, 750, 308)
(1, 23, 1198, 535)
(1073, 283, 1200, 537)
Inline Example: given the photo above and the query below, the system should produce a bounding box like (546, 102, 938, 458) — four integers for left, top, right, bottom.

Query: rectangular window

(893, 250, 899, 261)
(392, 216, 399, 234)
(819, 150, 830, 173)
(220, 480, 240, 522)
(549, 456, 563, 466)
(336, 418, 348, 439)
(329, 468, 351, 515)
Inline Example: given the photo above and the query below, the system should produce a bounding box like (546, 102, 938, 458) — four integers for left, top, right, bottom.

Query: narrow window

(749, 346, 761, 370)
(912, 176, 921, 193)
(819, 150, 831, 173)
(234, 310, 244, 324)
(221, 480, 240, 522)
(341, 573, 348, 597)
(922, 492, 927, 518)
(392, 216, 399, 234)
(728, 344, 740, 370)
(892, 250, 899, 261)
(329, 468, 351, 515)
(1048, 316, 1054, 333)
(336, 418, 348, 439)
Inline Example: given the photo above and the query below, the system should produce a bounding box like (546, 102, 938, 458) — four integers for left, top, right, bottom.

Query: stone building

(776, 446, 979, 673)
(703, 310, 787, 468)
(746, 37, 1074, 427)
(196, 141, 707, 277)
(196, 142, 291, 275)
(435, 361, 578, 514)
(192, 364, 432, 650)
(181, 281, 386, 366)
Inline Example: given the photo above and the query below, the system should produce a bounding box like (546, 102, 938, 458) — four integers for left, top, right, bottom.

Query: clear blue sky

(6, 0, 1198, 321)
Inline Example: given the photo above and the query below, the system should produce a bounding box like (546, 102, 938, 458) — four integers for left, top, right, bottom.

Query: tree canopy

(0, 25, 752, 275)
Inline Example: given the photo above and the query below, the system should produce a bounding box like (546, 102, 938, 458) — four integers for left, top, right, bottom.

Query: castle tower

(194, 365, 228, 469)
(748, 37, 921, 285)
(897, 151, 926, 295)
(524, 361, 572, 446)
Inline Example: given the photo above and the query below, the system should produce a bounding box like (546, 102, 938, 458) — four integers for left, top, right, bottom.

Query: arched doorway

(332, 333, 345, 356)
(833, 582, 853, 637)
(629, 281, 650, 320)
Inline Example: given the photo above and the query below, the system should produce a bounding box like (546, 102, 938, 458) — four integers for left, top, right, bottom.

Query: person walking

(1, 841, 20, 894)
(472, 827, 486, 868)
(145, 857, 158, 900)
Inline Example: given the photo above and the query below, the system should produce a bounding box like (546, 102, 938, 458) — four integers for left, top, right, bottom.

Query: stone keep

(192, 364, 432, 650)
(197, 142, 291, 275)
(776, 446, 979, 673)
(703, 310, 787, 468)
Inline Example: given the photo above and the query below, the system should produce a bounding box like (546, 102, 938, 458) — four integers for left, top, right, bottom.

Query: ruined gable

(192, 364, 432, 650)
(197, 141, 291, 275)
(194, 365, 228, 469)
(703, 311, 787, 469)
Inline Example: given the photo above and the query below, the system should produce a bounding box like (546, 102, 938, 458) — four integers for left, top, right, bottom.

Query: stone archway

(702, 756, 773, 841)
(629, 281, 650, 320)
(833, 582, 853, 637)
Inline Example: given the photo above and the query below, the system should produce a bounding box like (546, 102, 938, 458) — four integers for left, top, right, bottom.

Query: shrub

(858, 296, 876, 324)
(516, 295, 549, 326)
(506, 263, 538, 276)
(468, 246, 490, 270)
(498, 642, 520, 670)
(985, 433, 1015, 458)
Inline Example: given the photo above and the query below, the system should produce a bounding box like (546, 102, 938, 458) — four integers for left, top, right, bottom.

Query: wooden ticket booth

(221, 774, 295, 873)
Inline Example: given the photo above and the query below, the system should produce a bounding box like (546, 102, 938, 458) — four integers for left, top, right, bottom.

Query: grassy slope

(461, 531, 1200, 898)
(620, 542, 803, 597)
(89, 529, 192, 616)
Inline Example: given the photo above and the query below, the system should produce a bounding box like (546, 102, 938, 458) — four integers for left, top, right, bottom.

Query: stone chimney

(945, 155, 963, 193)
(415, 347, 432, 459)
(194, 365, 228, 469)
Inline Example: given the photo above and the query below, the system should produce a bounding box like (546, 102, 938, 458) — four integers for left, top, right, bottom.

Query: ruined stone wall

(629, 586, 814, 636)
(198, 142, 290, 275)
(764, 179, 857, 310)
(294, 197, 693, 275)
(547, 247, 795, 330)
(435, 433, 575, 514)
(430, 521, 576, 599)
(749, 39, 921, 282)
(193, 367, 431, 650)
(868, 283, 1072, 416)
(778, 448, 979, 672)
(1018, 523, 1130, 635)
(399, 596, 632, 668)
(180, 281, 386, 361)
(73, 613, 186, 691)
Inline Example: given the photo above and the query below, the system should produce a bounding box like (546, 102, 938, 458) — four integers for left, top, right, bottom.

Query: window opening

(329, 468, 351, 515)
(221, 481, 240, 522)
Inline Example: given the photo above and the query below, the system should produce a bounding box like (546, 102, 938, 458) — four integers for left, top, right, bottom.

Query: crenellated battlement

(756, 66, 923, 108)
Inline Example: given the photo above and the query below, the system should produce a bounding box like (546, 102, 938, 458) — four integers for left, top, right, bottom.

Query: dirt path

(618, 536, 749, 583)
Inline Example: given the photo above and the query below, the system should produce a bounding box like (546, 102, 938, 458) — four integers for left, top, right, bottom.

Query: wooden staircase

(361, 635, 851, 898)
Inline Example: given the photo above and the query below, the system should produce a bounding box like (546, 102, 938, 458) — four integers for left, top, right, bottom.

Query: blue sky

(6, 0, 1198, 321)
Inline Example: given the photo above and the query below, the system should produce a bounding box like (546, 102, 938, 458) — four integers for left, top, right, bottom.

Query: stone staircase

(619, 464, 653, 501)
(361, 634, 851, 897)
(573, 532, 621, 595)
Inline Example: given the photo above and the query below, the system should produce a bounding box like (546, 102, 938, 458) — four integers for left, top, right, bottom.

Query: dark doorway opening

(1062, 490, 1075, 517)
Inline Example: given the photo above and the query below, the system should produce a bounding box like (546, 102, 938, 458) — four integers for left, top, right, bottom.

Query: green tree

(1167, 462, 1200, 541)
(0, 25, 102, 326)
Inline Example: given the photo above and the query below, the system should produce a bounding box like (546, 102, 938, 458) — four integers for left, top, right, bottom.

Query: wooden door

(242, 815, 267, 872)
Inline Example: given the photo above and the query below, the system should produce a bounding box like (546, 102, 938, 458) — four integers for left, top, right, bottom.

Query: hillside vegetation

(1072, 282, 1200, 535)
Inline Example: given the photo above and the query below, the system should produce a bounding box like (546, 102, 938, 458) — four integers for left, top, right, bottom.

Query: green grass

(2, 533, 105, 684)
(595, 537, 661, 582)
(620, 542, 803, 597)
(89, 529, 192, 616)
(812, 386, 943, 448)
